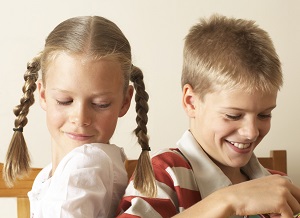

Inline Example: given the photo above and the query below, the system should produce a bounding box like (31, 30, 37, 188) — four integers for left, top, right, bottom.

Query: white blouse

(28, 143, 128, 218)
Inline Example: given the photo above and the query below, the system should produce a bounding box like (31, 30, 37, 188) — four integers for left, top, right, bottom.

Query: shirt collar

(177, 130, 271, 198)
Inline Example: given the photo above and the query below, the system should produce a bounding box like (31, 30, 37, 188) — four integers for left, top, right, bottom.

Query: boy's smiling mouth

(228, 141, 251, 149)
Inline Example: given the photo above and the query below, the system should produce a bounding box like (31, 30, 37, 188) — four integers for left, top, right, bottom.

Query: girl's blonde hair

(182, 14, 283, 98)
(4, 16, 156, 197)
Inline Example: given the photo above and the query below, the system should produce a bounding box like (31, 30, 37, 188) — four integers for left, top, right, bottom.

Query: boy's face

(183, 84, 277, 169)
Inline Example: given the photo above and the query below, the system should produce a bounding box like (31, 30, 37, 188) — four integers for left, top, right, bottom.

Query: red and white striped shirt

(117, 130, 286, 218)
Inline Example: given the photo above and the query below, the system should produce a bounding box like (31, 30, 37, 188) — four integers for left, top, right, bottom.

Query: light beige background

(0, 0, 299, 217)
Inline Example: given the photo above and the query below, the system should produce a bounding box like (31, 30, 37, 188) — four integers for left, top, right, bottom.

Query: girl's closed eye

(56, 99, 73, 105)
(92, 102, 111, 109)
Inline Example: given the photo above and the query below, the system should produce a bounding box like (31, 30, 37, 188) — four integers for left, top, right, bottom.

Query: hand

(173, 175, 300, 218)
(225, 175, 300, 218)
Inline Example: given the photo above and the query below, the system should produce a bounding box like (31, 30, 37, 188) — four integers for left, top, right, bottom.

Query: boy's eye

(258, 113, 272, 119)
(56, 100, 72, 105)
(225, 114, 241, 121)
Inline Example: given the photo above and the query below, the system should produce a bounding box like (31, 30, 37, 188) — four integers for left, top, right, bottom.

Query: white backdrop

(0, 1, 299, 217)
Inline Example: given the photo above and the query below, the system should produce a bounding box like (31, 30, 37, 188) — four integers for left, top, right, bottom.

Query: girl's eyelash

(93, 103, 111, 109)
(56, 100, 72, 105)
(56, 100, 111, 108)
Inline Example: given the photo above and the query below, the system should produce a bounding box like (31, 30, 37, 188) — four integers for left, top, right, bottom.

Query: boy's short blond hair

(181, 14, 283, 98)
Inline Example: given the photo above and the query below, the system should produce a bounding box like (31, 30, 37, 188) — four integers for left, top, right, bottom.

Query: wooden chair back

(125, 159, 138, 180)
(257, 150, 287, 174)
(0, 163, 41, 218)
(0, 150, 287, 218)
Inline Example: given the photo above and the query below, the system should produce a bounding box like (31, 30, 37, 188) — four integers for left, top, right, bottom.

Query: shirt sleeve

(116, 149, 201, 218)
(43, 147, 114, 218)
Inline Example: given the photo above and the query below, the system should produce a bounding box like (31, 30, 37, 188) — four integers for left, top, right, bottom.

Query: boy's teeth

(232, 142, 250, 149)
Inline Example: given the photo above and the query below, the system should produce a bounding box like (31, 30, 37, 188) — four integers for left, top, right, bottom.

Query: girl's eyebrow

(51, 88, 114, 96)
(51, 88, 71, 93)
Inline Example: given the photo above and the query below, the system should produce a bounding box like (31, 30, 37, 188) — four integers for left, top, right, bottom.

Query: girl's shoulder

(57, 143, 127, 182)
(64, 143, 125, 169)
(32, 163, 52, 185)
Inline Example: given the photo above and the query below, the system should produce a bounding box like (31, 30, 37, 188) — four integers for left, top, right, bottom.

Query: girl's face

(38, 52, 133, 156)
(183, 84, 277, 171)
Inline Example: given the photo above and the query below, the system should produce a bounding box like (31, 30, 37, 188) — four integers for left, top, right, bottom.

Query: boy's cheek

(268, 213, 280, 217)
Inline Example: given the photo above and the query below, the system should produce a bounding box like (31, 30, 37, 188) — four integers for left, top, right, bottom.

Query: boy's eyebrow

(222, 105, 277, 111)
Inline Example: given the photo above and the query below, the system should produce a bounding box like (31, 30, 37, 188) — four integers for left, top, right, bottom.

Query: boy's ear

(119, 85, 134, 117)
(37, 80, 47, 111)
(182, 84, 196, 118)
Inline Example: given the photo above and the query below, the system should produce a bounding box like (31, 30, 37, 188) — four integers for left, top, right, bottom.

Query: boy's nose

(69, 105, 92, 127)
(239, 120, 259, 141)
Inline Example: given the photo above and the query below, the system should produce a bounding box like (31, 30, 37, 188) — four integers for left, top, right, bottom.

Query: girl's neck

(51, 144, 67, 177)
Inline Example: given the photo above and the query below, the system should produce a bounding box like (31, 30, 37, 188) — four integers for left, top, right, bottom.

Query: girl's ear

(37, 80, 47, 111)
(119, 85, 134, 117)
(182, 84, 196, 118)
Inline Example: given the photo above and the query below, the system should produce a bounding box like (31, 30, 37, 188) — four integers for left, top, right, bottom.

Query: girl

(3, 16, 153, 218)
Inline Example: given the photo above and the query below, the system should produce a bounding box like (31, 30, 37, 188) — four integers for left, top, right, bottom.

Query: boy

(118, 14, 300, 218)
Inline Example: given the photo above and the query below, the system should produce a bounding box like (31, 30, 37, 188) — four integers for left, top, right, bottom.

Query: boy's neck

(214, 162, 249, 184)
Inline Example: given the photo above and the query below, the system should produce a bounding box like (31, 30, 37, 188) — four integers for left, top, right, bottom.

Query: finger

(282, 180, 300, 214)
(289, 182, 300, 203)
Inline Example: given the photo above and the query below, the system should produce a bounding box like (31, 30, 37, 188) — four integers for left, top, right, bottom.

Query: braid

(130, 66, 149, 148)
(3, 54, 41, 187)
(130, 65, 157, 197)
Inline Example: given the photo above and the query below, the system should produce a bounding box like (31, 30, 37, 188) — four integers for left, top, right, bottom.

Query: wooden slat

(17, 198, 30, 218)
(271, 150, 287, 173)
(125, 159, 138, 179)
(257, 150, 287, 174)
(0, 163, 42, 218)
(0, 164, 41, 197)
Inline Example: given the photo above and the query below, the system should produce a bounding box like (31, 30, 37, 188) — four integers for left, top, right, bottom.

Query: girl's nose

(69, 104, 92, 127)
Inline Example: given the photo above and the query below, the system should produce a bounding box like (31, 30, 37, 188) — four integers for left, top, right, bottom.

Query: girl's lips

(65, 132, 93, 141)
